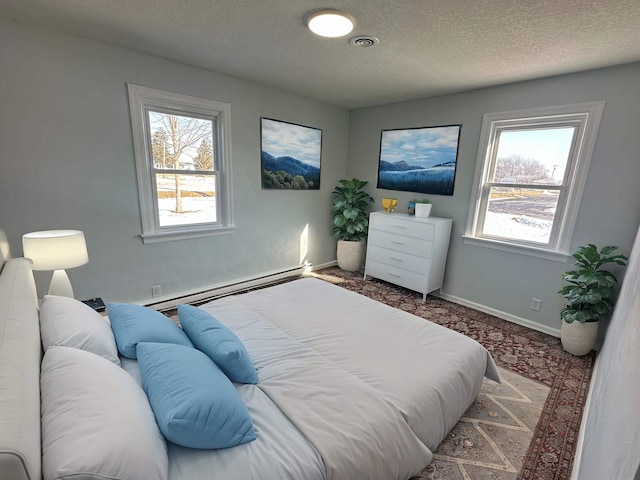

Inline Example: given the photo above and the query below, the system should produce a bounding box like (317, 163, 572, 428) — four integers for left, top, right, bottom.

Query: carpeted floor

(310, 267, 594, 480)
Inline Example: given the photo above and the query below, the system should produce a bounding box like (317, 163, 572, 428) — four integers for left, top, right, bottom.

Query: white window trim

(127, 84, 235, 244)
(463, 101, 605, 262)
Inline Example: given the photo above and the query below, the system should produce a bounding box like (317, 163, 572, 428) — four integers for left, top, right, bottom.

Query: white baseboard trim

(570, 352, 600, 480)
(310, 260, 338, 271)
(146, 264, 307, 310)
(438, 292, 561, 338)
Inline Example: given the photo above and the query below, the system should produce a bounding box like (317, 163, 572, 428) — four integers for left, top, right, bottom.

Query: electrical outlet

(530, 298, 542, 311)
(151, 285, 162, 298)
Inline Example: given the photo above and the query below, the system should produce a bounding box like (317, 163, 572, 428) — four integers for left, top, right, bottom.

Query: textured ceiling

(3, 0, 640, 108)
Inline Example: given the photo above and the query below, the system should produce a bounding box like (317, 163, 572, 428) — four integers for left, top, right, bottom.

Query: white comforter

(124, 277, 499, 480)
(200, 300, 432, 480)
(224, 278, 500, 451)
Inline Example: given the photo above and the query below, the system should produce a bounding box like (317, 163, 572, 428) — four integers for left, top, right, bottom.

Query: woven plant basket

(336, 240, 366, 272)
(561, 320, 598, 356)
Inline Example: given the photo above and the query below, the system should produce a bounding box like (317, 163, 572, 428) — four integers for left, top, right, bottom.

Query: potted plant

(331, 178, 374, 271)
(413, 198, 432, 218)
(559, 244, 628, 356)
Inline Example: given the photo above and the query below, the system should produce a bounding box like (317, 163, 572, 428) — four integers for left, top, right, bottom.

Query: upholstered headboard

(0, 257, 41, 480)
(0, 228, 10, 271)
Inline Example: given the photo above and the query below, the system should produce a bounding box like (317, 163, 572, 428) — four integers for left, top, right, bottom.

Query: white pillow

(41, 346, 168, 480)
(40, 295, 120, 365)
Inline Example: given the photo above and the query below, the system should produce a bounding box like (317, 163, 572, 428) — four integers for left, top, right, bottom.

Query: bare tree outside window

(495, 154, 551, 184)
(148, 112, 214, 216)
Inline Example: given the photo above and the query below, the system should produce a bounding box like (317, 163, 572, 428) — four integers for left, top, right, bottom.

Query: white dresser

(364, 212, 453, 301)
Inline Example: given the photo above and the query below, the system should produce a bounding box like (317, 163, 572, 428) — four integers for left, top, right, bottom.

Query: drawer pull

(389, 257, 403, 262)
(391, 241, 405, 245)
(388, 273, 401, 278)
(393, 225, 407, 230)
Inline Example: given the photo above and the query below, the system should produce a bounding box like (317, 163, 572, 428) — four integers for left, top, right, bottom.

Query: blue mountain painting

(261, 151, 321, 190)
(378, 161, 456, 195)
(378, 125, 460, 195)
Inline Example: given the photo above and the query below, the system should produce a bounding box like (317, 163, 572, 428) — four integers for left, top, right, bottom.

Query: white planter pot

(561, 320, 598, 356)
(336, 240, 366, 272)
(414, 203, 432, 218)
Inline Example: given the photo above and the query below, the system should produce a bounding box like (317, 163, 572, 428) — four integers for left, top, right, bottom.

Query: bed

(0, 256, 499, 480)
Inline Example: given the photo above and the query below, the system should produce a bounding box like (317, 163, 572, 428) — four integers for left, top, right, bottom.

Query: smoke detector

(349, 36, 379, 47)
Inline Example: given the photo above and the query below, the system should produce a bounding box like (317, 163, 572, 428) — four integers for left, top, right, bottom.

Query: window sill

(462, 235, 570, 263)
(141, 225, 236, 244)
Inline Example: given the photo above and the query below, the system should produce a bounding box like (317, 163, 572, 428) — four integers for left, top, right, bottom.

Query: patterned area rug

(310, 267, 595, 480)
(421, 366, 549, 480)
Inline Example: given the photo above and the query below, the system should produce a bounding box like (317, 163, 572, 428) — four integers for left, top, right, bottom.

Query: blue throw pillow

(107, 302, 193, 359)
(178, 304, 257, 384)
(136, 342, 256, 449)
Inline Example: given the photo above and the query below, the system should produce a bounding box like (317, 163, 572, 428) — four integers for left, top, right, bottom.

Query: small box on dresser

(364, 212, 453, 301)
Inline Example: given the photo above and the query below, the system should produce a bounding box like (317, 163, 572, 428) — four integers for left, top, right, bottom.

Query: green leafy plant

(331, 178, 374, 242)
(559, 244, 628, 323)
(412, 198, 431, 204)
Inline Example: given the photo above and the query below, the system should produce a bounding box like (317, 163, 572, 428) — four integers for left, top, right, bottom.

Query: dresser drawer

(365, 260, 428, 293)
(368, 230, 433, 259)
(366, 245, 431, 275)
(370, 214, 435, 240)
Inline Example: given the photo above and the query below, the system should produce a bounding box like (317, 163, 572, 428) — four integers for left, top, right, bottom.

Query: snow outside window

(464, 102, 604, 261)
(128, 85, 235, 243)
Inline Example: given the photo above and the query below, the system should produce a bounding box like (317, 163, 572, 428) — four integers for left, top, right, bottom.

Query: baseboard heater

(146, 264, 308, 311)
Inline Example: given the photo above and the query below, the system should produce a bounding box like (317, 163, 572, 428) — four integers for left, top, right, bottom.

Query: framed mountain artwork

(261, 117, 322, 190)
(377, 124, 461, 195)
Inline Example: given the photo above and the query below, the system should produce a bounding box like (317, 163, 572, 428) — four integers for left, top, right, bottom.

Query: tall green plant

(559, 244, 628, 323)
(331, 178, 374, 242)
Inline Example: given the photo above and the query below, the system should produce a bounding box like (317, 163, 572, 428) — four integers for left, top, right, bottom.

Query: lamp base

(48, 270, 74, 298)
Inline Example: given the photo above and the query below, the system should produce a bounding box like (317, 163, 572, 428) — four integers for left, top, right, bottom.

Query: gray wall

(2, 18, 639, 335)
(0, 20, 349, 303)
(348, 63, 640, 334)
(576, 224, 640, 480)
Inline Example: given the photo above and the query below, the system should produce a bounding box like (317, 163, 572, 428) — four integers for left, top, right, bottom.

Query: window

(464, 102, 604, 260)
(128, 84, 234, 243)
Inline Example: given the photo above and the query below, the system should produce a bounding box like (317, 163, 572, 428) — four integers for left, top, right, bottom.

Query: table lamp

(22, 230, 88, 298)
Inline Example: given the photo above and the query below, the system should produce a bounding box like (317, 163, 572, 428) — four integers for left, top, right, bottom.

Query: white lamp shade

(22, 230, 89, 271)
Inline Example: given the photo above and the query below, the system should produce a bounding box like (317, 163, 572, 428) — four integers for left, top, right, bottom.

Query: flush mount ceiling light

(306, 9, 354, 38)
